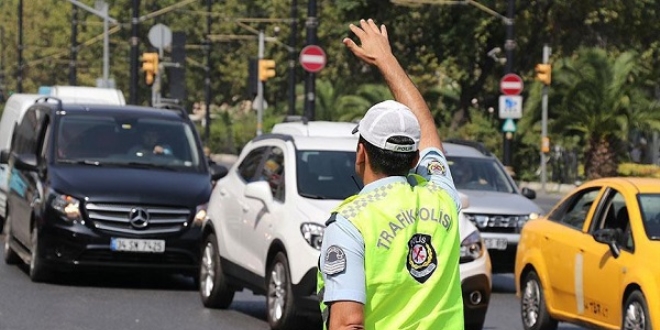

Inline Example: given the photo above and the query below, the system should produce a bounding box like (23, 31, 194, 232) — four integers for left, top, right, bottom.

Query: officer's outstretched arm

(327, 301, 365, 330)
(343, 19, 442, 152)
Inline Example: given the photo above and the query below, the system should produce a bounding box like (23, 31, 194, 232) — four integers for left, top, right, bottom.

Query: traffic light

(142, 52, 159, 86)
(535, 63, 552, 85)
(258, 59, 276, 81)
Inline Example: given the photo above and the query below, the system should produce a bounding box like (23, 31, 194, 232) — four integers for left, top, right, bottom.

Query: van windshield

(55, 114, 202, 171)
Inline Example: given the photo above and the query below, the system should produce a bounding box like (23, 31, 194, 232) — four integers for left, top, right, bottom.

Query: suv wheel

(199, 233, 235, 308)
(3, 215, 21, 265)
(521, 270, 557, 330)
(29, 226, 51, 282)
(267, 252, 298, 330)
(622, 290, 651, 330)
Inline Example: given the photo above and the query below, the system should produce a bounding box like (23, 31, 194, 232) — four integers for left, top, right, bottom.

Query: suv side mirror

(593, 228, 621, 258)
(459, 192, 470, 209)
(0, 149, 9, 164)
(245, 181, 273, 211)
(521, 187, 536, 200)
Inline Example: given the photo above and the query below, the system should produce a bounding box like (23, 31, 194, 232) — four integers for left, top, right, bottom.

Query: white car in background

(198, 120, 492, 330)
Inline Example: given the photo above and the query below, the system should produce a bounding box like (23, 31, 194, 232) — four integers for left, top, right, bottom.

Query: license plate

(484, 238, 508, 250)
(110, 238, 165, 253)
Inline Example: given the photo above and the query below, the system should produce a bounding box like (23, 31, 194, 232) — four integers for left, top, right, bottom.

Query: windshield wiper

(57, 159, 102, 166)
(299, 192, 325, 199)
(125, 162, 179, 171)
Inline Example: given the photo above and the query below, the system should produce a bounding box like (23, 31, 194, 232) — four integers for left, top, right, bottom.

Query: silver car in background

(444, 139, 543, 274)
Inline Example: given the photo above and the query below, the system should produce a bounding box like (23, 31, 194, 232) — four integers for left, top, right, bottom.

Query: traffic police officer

(317, 19, 464, 330)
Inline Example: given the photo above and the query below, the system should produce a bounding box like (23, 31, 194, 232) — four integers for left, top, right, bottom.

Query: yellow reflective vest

(318, 176, 464, 330)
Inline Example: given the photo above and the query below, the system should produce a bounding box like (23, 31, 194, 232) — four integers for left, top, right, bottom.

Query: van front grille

(85, 203, 191, 235)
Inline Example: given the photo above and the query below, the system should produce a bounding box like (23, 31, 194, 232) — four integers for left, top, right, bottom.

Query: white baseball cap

(352, 100, 421, 152)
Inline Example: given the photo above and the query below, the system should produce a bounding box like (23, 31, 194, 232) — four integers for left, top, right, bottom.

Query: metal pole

(502, 0, 515, 166)
(287, 0, 298, 116)
(102, 1, 109, 87)
(17, 0, 23, 93)
(69, 4, 78, 85)
(204, 0, 212, 142)
(257, 30, 265, 136)
(303, 0, 317, 120)
(130, 0, 140, 104)
(541, 45, 551, 192)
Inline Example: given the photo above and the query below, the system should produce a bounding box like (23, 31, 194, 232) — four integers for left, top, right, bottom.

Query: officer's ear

(411, 151, 420, 169)
(356, 142, 366, 167)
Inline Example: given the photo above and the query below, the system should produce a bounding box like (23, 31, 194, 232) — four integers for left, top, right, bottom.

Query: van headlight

(193, 203, 209, 226)
(460, 230, 484, 263)
(50, 192, 81, 222)
(300, 223, 324, 250)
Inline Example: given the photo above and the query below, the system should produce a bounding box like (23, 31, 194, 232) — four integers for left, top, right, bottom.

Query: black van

(0, 98, 227, 282)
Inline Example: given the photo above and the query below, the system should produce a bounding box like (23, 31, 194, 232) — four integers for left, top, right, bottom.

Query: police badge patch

(406, 234, 438, 283)
(322, 245, 346, 275)
(427, 161, 446, 176)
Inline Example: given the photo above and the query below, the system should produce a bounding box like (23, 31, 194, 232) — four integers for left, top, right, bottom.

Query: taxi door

(580, 187, 633, 327)
(542, 187, 603, 316)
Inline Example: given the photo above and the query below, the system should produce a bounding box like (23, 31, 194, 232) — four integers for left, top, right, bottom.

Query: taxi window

(591, 189, 633, 251)
(548, 187, 600, 230)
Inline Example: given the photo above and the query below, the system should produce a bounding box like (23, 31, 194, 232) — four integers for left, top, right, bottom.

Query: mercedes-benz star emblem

(129, 207, 150, 229)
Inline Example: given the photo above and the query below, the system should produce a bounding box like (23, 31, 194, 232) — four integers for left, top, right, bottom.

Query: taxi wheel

(3, 215, 21, 265)
(199, 233, 235, 308)
(29, 226, 51, 283)
(521, 270, 557, 330)
(622, 290, 651, 330)
(267, 252, 298, 330)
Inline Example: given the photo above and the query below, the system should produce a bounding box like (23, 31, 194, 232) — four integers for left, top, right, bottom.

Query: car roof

(41, 102, 187, 120)
(271, 121, 357, 138)
(442, 142, 491, 158)
(582, 177, 660, 194)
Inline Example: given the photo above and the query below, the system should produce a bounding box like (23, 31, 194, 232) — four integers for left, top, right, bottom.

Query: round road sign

(299, 45, 326, 73)
(500, 73, 524, 95)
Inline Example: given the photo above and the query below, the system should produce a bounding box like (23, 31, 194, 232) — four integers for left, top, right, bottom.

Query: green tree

(525, 47, 660, 179)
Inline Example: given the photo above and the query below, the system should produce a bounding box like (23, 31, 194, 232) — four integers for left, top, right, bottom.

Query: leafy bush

(618, 163, 660, 178)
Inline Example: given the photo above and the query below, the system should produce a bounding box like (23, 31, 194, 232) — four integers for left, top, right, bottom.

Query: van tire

(3, 215, 21, 265)
(29, 226, 51, 283)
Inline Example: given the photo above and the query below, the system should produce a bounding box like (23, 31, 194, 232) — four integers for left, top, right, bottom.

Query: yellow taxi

(515, 177, 660, 330)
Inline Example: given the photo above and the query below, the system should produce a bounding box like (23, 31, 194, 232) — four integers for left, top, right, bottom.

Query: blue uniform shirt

(319, 147, 460, 305)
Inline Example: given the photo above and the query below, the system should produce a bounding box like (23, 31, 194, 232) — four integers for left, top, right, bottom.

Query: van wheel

(267, 252, 298, 330)
(520, 270, 557, 330)
(3, 215, 21, 265)
(622, 290, 651, 330)
(199, 233, 234, 308)
(29, 226, 51, 283)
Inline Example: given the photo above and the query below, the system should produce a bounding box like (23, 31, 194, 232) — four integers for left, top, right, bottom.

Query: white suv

(199, 120, 492, 330)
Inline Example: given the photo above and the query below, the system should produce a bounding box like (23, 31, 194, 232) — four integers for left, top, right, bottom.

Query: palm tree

(525, 47, 660, 179)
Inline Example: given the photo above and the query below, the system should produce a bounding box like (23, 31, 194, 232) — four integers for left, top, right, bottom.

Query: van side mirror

(0, 149, 9, 164)
(245, 181, 273, 212)
(13, 153, 38, 172)
(521, 187, 536, 200)
(593, 228, 621, 258)
(209, 164, 228, 181)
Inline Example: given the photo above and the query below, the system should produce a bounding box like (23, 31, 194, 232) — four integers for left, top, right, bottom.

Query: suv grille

(85, 203, 191, 235)
(465, 214, 526, 233)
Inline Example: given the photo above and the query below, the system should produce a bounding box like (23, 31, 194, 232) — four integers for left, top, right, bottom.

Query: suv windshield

(296, 150, 361, 200)
(638, 194, 660, 240)
(447, 156, 515, 193)
(55, 114, 202, 171)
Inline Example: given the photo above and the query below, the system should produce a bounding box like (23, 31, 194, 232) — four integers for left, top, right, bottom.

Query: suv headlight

(460, 230, 484, 263)
(516, 212, 540, 232)
(300, 222, 325, 250)
(50, 192, 81, 222)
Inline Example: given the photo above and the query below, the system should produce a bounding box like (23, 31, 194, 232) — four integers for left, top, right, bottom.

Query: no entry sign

(299, 45, 326, 73)
(500, 73, 524, 95)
